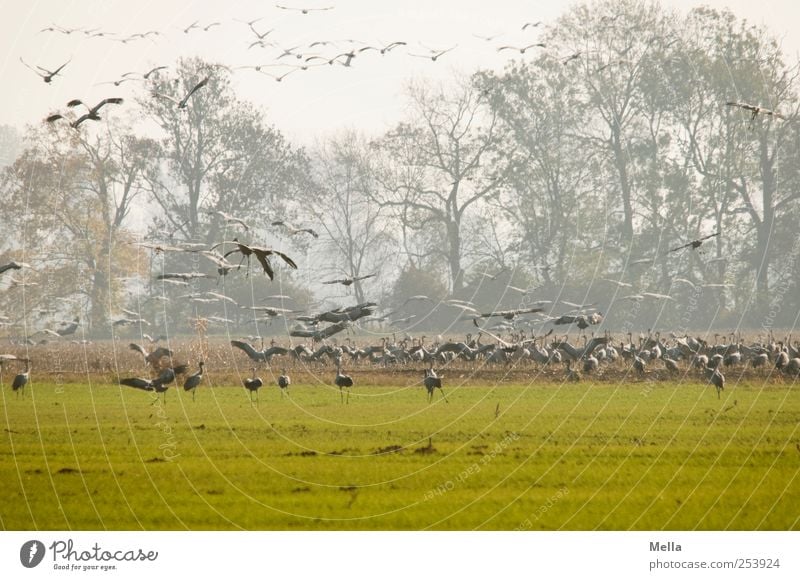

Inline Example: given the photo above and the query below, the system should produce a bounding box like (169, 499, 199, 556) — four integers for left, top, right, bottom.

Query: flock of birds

(19, 4, 794, 135)
(2, 221, 798, 406)
(4, 5, 798, 406)
(11, 326, 791, 406)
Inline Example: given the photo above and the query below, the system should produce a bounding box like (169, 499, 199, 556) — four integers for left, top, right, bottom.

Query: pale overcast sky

(1, 0, 797, 143)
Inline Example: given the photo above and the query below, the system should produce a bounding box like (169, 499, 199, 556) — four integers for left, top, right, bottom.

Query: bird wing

(669, 241, 692, 252)
(50, 59, 71, 76)
(90, 97, 124, 114)
(20, 57, 43, 76)
(230, 340, 265, 361)
(152, 92, 181, 105)
(269, 250, 297, 269)
(144, 66, 168, 78)
(180, 76, 210, 106)
(229, 217, 250, 230)
(252, 252, 275, 279)
(317, 321, 349, 339)
(119, 377, 153, 391)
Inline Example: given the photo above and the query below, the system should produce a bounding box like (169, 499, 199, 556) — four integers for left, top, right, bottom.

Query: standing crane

(423, 367, 447, 403)
(183, 362, 205, 401)
(243, 368, 264, 404)
(704, 366, 725, 399)
(334, 357, 353, 404)
(277, 369, 291, 398)
(11, 359, 31, 398)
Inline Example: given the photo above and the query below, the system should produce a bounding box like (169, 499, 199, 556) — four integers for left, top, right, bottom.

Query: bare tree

(308, 131, 396, 304)
(371, 76, 509, 295)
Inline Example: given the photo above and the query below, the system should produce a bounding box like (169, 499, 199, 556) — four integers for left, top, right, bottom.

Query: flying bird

(271, 220, 319, 238)
(210, 210, 250, 231)
(129, 343, 173, 365)
(322, 273, 376, 286)
(669, 231, 720, 253)
(497, 43, 545, 53)
(58, 97, 124, 128)
(156, 272, 212, 281)
(153, 76, 209, 109)
(289, 321, 350, 341)
(210, 239, 298, 279)
(726, 101, 786, 121)
(476, 307, 544, 320)
(275, 4, 334, 13)
(409, 45, 457, 61)
(20, 57, 70, 83)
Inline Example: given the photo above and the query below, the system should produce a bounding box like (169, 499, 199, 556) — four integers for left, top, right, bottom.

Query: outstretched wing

(253, 252, 274, 279)
(230, 340, 266, 361)
(180, 76, 210, 106)
(119, 377, 153, 391)
(129, 343, 147, 356)
(91, 97, 124, 114)
(271, 250, 297, 269)
(152, 92, 181, 105)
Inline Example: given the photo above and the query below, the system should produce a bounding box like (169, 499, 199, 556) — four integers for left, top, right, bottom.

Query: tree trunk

(611, 127, 634, 244)
(447, 219, 463, 295)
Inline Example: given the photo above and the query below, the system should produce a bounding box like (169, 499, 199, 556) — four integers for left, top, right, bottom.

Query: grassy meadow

(1, 375, 798, 530)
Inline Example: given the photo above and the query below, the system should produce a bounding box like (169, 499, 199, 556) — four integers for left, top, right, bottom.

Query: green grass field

(1, 377, 798, 530)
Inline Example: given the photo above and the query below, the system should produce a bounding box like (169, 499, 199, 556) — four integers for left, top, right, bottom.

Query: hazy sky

(1, 0, 798, 143)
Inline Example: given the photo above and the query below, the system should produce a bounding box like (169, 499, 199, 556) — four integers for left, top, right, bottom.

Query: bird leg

(192, 388, 196, 402)
(441, 388, 448, 403)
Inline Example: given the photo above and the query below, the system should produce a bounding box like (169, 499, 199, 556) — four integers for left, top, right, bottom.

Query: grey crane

(726, 101, 786, 121)
(277, 369, 291, 398)
(704, 366, 725, 399)
(129, 343, 173, 366)
(10, 359, 31, 398)
(56, 317, 80, 336)
(230, 340, 289, 364)
(669, 231, 720, 253)
(153, 76, 210, 109)
(20, 57, 70, 83)
(497, 43, 545, 53)
(243, 368, 264, 404)
(322, 273, 376, 286)
(271, 220, 319, 238)
(423, 367, 447, 403)
(210, 238, 298, 279)
(409, 45, 457, 61)
(210, 210, 250, 231)
(275, 4, 334, 14)
(334, 357, 353, 404)
(183, 362, 205, 401)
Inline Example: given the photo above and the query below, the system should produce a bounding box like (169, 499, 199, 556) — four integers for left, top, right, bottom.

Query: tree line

(1, 0, 798, 335)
